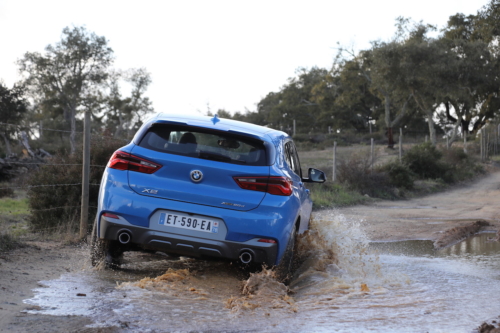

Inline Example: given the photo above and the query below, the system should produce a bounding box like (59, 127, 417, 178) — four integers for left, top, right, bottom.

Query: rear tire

(90, 217, 123, 268)
(275, 226, 297, 283)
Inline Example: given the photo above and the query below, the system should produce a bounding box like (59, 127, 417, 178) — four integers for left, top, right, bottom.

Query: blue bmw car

(91, 114, 325, 279)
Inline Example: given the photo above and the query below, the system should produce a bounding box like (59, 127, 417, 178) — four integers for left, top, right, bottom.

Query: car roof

(140, 113, 288, 142)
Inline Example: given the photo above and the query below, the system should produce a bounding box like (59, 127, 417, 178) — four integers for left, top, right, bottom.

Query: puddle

(24, 215, 500, 332)
(384, 206, 437, 209)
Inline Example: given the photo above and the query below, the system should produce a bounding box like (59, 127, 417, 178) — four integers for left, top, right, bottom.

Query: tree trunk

(70, 104, 76, 155)
(382, 92, 394, 148)
(447, 118, 462, 148)
(114, 108, 123, 138)
(425, 110, 437, 145)
(412, 90, 436, 145)
(386, 127, 395, 148)
(0, 132, 12, 156)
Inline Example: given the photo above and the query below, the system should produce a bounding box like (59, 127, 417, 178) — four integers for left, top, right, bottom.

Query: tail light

(258, 238, 277, 244)
(108, 151, 162, 174)
(233, 176, 293, 196)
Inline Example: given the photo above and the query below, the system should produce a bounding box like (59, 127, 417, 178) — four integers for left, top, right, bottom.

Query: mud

(1, 169, 500, 332)
(479, 322, 500, 333)
(433, 220, 491, 249)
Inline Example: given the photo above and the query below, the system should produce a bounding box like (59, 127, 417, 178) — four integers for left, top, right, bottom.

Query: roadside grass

(0, 189, 30, 252)
(309, 183, 371, 209)
(0, 196, 30, 216)
(0, 233, 21, 252)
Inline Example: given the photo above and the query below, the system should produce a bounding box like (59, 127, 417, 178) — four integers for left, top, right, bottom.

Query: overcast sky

(0, 0, 490, 116)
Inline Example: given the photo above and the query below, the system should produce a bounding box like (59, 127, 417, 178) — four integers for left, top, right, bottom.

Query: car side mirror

(303, 168, 326, 183)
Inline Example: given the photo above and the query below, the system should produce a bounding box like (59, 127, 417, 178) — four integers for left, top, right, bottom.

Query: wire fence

(0, 121, 128, 236)
(1, 120, 499, 237)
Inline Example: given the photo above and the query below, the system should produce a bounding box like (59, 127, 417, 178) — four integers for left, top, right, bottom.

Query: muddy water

(24, 214, 500, 333)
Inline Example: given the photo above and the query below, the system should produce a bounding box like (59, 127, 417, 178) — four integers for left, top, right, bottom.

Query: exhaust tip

(239, 251, 253, 264)
(118, 231, 131, 244)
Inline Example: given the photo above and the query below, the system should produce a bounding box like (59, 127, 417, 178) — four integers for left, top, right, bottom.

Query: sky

(0, 0, 491, 116)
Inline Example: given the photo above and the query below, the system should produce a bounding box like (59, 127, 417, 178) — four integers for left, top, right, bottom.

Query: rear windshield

(138, 124, 267, 166)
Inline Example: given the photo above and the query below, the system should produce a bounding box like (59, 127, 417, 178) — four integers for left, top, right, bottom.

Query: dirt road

(319, 167, 500, 242)
(1, 168, 499, 332)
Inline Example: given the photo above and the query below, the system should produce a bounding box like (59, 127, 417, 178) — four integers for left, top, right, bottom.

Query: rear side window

(138, 124, 267, 166)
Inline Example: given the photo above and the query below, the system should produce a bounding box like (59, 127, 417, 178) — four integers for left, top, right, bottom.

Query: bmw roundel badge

(190, 170, 203, 182)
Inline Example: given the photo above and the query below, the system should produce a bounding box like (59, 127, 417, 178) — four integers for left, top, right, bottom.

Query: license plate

(158, 212, 219, 233)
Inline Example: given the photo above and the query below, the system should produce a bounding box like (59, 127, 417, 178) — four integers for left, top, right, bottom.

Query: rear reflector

(108, 151, 162, 174)
(233, 176, 293, 196)
(258, 238, 277, 244)
(102, 212, 120, 219)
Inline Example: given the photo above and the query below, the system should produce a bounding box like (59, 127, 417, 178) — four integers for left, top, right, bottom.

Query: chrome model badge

(190, 170, 203, 182)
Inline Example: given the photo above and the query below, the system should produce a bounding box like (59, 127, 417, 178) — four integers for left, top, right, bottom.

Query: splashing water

(290, 212, 407, 298)
(23, 211, 500, 332)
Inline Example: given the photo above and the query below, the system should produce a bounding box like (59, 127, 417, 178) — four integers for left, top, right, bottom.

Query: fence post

(80, 110, 91, 240)
(371, 138, 374, 174)
(481, 129, 485, 162)
(464, 132, 467, 154)
(487, 131, 490, 159)
(399, 128, 403, 163)
(332, 141, 337, 182)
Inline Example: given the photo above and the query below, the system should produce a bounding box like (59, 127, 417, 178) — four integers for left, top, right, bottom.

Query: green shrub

(0, 187, 14, 198)
(0, 233, 21, 252)
(402, 142, 450, 180)
(441, 147, 484, 182)
(381, 161, 414, 189)
(27, 137, 124, 232)
(336, 153, 395, 199)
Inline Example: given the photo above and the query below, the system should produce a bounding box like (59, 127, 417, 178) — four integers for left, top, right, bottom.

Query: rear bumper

(101, 217, 278, 264)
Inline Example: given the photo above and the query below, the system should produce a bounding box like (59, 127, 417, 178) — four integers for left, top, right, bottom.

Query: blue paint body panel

(97, 114, 318, 265)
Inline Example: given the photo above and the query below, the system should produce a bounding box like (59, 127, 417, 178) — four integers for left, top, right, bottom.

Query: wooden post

(399, 128, 403, 163)
(487, 131, 490, 159)
(332, 141, 337, 182)
(464, 133, 467, 154)
(80, 110, 91, 240)
(481, 129, 485, 162)
(371, 138, 374, 174)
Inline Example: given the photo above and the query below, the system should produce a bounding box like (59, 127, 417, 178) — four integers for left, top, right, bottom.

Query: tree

(336, 43, 416, 147)
(441, 8, 500, 136)
(0, 83, 28, 155)
(103, 68, 153, 139)
(18, 26, 114, 154)
(320, 55, 382, 132)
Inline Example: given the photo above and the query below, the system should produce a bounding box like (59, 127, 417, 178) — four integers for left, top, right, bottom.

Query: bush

(336, 153, 395, 199)
(441, 147, 484, 182)
(380, 161, 414, 189)
(27, 137, 124, 232)
(0, 233, 21, 252)
(0, 187, 14, 198)
(402, 142, 450, 180)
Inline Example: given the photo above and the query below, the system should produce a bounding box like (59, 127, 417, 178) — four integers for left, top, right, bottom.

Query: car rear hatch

(126, 123, 271, 211)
